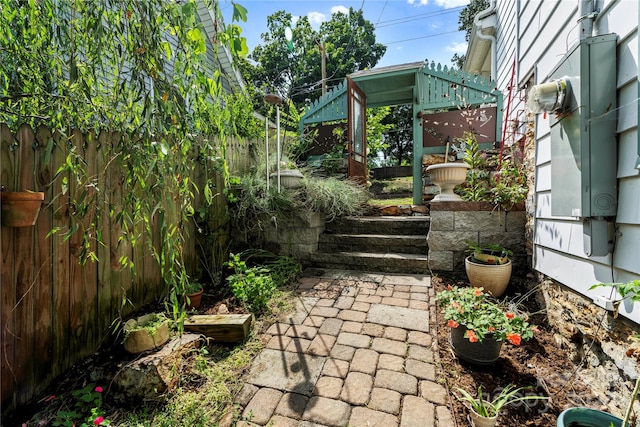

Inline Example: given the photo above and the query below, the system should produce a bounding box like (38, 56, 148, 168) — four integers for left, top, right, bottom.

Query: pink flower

(94, 416, 104, 425)
(95, 386, 103, 393)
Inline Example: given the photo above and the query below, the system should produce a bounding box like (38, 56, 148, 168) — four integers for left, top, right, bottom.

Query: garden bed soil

(433, 274, 608, 427)
(8, 272, 611, 427)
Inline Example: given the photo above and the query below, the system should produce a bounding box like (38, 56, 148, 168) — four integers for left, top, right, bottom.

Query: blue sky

(221, 0, 471, 69)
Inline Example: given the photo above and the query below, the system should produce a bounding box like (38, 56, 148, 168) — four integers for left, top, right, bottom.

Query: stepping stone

(366, 304, 429, 332)
(246, 349, 326, 397)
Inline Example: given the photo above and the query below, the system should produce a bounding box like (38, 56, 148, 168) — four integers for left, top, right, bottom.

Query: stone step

(318, 234, 428, 255)
(309, 251, 430, 274)
(327, 216, 430, 236)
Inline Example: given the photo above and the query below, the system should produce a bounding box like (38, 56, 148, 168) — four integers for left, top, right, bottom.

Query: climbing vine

(0, 0, 258, 321)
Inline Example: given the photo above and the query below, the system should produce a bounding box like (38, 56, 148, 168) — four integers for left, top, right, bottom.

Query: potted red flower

(435, 285, 537, 365)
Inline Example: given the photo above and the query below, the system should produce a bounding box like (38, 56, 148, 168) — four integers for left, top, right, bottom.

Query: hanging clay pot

(0, 191, 45, 227)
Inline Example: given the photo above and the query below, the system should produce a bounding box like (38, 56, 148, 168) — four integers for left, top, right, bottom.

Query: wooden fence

(0, 123, 253, 415)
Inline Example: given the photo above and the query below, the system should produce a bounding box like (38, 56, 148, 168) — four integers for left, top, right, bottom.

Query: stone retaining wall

(232, 211, 326, 262)
(426, 201, 527, 273)
(539, 278, 640, 417)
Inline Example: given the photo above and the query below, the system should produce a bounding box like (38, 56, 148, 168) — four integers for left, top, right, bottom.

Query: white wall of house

(491, 0, 639, 322)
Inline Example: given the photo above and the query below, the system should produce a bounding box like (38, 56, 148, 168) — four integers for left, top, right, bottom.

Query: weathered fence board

(0, 125, 253, 415)
(33, 125, 55, 397)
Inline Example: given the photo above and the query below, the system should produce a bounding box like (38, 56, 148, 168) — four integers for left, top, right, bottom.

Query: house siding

(492, 0, 640, 323)
(478, 0, 639, 414)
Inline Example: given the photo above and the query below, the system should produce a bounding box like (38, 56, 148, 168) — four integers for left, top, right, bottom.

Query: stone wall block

(427, 231, 477, 252)
(275, 227, 320, 246)
(427, 250, 453, 271)
(454, 211, 507, 232)
(479, 232, 526, 255)
(429, 211, 454, 231)
(504, 211, 526, 231)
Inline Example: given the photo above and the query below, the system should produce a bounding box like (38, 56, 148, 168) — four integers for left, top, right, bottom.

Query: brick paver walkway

(229, 269, 453, 427)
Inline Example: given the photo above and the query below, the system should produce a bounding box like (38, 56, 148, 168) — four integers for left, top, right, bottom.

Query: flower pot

(425, 163, 469, 201)
(450, 324, 503, 366)
(1, 191, 45, 227)
(556, 407, 622, 427)
(185, 288, 203, 310)
(465, 256, 512, 297)
(271, 169, 304, 189)
(470, 401, 498, 427)
(123, 314, 170, 354)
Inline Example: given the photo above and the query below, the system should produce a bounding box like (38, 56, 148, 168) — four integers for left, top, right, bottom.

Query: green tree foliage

(246, 8, 386, 109)
(380, 105, 413, 166)
(0, 0, 258, 322)
(451, 0, 489, 68)
(365, 107, 393, 165)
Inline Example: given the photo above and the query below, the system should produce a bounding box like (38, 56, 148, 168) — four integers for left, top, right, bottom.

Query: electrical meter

(527, 78, 571, 114)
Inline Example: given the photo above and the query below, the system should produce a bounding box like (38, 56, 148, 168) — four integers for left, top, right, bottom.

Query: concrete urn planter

(271, 169, 304, 189)
(425, 163, 469, 201)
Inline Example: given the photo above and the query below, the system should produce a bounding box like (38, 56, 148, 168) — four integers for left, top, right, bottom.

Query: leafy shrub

(225, 251, 300, 314)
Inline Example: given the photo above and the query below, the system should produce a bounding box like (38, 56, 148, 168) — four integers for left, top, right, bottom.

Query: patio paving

(230, 268, 452, 427)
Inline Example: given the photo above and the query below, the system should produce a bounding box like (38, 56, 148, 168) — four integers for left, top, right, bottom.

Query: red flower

(93, 416, 104, 425)
(505, 312, 515, 320)
(465, 329, 478, 343)
(447, 284, 453, 290)
(506, 333, 522, 346)
(95, 386, 103, 393)
(474, 288, 482, 296)
(447, 320, 459, 328)
(488, 326, 495, 332)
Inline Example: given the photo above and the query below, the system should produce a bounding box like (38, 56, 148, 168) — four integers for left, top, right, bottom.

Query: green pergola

(300, 60, 503, 205)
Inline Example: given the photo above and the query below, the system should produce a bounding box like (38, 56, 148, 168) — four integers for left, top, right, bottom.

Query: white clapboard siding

(519, 2, 578, 79)
(612, 224, 640, 275)
(495, 0, 517, 88)
(618, 131, 640, 178)
(617, 178, 640, 224)
(618, 81, 638, 133)
(485, 0, 639, 323)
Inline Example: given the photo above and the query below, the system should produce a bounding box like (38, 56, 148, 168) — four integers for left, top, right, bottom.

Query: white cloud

(446, 41, 468, 54)
(433, 0, 470, 8)
(330, 5, 349, 15)
(406, 0, 429, 5)
(308, 11, 326, 26)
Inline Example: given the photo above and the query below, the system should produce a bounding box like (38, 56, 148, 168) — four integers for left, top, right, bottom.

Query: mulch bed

(433, 273, 606, 427)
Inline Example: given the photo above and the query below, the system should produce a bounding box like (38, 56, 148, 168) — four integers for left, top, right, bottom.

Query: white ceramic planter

(425, 163, 469, 201)
(465, 256, 512, 297)
(470, 402, 498, 427)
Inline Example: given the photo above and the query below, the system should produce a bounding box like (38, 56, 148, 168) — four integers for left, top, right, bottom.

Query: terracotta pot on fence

(0, 191, 45, 227)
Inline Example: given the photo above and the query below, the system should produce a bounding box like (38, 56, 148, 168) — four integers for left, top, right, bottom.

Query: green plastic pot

(557, 407, 622, 427)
